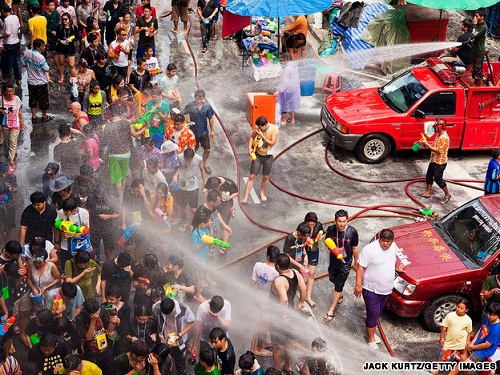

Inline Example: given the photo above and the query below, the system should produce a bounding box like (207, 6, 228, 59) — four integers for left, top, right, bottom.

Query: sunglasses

(120, 33, 127, 36)
(33, 256, 45, 262)
(62, 18, 69, 21)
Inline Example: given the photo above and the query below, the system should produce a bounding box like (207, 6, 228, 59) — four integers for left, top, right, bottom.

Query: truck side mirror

(414, 110, 426, 119)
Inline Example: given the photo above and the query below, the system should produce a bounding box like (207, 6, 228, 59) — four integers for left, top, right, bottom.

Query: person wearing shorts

(173, 148, 206, 232)
(241, 116, 279, 205)
(171, 0, 188, 33)
(324, 209, 358, 322)
(354, 229, 406, 351)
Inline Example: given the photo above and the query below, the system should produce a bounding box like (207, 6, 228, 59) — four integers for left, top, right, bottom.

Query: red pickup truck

(384, 194, 500, 332)
(321, 58, 500, 163)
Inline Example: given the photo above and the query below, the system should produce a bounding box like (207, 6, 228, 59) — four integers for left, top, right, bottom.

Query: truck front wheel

(355, 134, 391, 164)
(421, 294, 464, 332)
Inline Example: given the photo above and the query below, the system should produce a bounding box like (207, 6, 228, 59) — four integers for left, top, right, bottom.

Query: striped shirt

(430, 132, 449, 165)
(24, 49, 49, 85)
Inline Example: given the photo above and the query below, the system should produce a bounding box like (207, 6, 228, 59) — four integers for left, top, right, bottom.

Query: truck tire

(355, 134, 391, 164)
(421, 295, 464, 332)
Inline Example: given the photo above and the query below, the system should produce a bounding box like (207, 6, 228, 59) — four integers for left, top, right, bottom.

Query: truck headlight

(394, 275, 416, 295)
(335, 123, 348, 133)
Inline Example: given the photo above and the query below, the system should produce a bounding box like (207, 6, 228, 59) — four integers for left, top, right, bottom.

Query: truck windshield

(439, 200, 500, 267)
(379, 72, 428, 113)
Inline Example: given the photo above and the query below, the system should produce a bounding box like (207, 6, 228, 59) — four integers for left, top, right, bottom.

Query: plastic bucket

(30, 292, 43, 304)
(299, 66, 317, 96)
(265, 52, 274, 60)
(412, 141, 422, 152)
(312, 12, 323, 29)
(300, 266, 310, 281)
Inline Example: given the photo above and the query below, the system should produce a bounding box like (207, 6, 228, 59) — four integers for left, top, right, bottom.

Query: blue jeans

(1, 43, 21, 81)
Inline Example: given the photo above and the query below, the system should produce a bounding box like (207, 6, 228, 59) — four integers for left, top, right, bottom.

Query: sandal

(204, 165, 212, 174)
(305, 298, 316, 307)
(323, 313, 334, 322)
(41, 115, 53, 122)
(201, 47, 207, 53)
(58, 78, 64, 84)
(31, 117, 39, 123)
(338, 295, 343, 304)
(212, 36, 219, 40)
(441, 195, 451, 204)
(420, 194, 431, 199)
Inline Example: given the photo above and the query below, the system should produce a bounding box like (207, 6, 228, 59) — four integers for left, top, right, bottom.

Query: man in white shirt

(354, 229, 406, 350)
(0, 5, 21, 85)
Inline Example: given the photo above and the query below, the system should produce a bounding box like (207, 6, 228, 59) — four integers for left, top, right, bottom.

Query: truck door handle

(446, 124, 455, 127)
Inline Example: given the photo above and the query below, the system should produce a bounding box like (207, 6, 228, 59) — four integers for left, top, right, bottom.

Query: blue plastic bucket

(30, 292, 43, 304)
(299, 66, 317, 96)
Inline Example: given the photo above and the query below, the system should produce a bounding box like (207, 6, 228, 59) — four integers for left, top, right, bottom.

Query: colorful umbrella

(407, 0, 499, 10)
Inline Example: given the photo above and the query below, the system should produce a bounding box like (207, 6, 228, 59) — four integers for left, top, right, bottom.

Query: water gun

(138, 277, 150, 285)
(114, 43, 121, 55)
(201, 235, 230, 249)
(117, 224, 138, 245)
(135, 107, 158, 128)
(107, 10, 111, 20)
(148, 27, 154, 35)
(148, 67, 162, 75)
(165, 284, 175, 299)
(315, 230, 324, 243)
(421, 133, 426, 142)
(324, 238, 344, 262)
(0, 316, 16, 337)
(250, 151, 257, 161)
(154, 208, 171, 228)
(0, 194, 8, 204)
(51, 294, 64, 317)
(305, 237, 314, 247)
(54, 220, 89, 235)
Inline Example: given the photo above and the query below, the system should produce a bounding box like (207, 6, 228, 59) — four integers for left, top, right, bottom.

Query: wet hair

(476, 8, 486, 17)
(462, 18, 473, 31)
(167, 253, 184, 268)
(275, 253, 290, 271)
(379, 229, 395, 241)
(146, 158, 158, 169)
(82, 298, 100, 314)
(155, 182, 170, 197)
(109, 102, 127, 118)
(36, 309, 54, 327)
(204, 177, 221, 191)
(74, 250, 90, 264)
(33, 38, 45, 49)
(131, 178, 144, 189)
(4, 261, 19, 278)
(492, 148, 500, 159)
(63, 354, 82, 371)
(87, 33, 98, 44)
(296, 222, 311, 236)
(209, 327, 226, 341)
(61, 283, 78, 299)
(167, 63, 177, 71)
(143, 44, 153, 53)
(486, 302, 500, 316)
(199, 345, 215, 367)
(304, 212, 318, 223)
(58, 123, 71, 137)
(209, 295, 224, 313)
(192, 212, 210, 229)
(151, 343, 170, 362)
(78, 58, 89, 68)
(335, 209, 348, 220)
(194, 89, 205, 98)
(134, 304, 151, 317)
(160, 297, 175, 315)
(122, 10, 131, 16)
(117, 251, 132, 267)
(40, 332, 58, 348)
(137, 57, 146, 66)
(105, 284, 122, 299)
(173, 114, 185, 123)
(29, 236, 45, 251)
(184, 148, 195, 161)
(207, 189, 221, 204)
(311, 337, 327, 351)
(115, 26, 126, 36)
(457, 299, 470, 310)
(82, 123, 95, 137)
(2, 82, 14, 91)
(89, 79, 100, 91)
(5, 240, 22, 256)
(266, 245, 280, 262)
(32, 248, 48, 261)
(62, 197, 78, 212)
(30, 191, 46, 204)
(56, 316, 76, 337)
(112, 74, 125, 87)
(152, 87, 162, 96)
(60, 12, 73, 25)
(143, 253, 159, 268)
(255, 116, 267, 126)
(130, 340, 149, 357)
(238, 351, 255, 371)
(96, 51, 107, 61)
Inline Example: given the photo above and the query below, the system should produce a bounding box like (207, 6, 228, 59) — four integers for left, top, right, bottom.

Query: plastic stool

(322, 73, 341, 94)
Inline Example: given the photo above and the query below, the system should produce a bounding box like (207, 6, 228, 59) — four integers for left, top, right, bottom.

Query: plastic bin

(246, 92, 276, 126)
(299, 66, 317, 96)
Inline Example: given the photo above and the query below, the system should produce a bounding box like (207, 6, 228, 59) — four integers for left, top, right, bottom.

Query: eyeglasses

(62, 18, 69, 21)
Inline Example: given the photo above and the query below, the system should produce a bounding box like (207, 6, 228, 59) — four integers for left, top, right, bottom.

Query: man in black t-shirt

(19, 191, 57, 246)
(209, 327, 236, 375)
(441, 18, 473, 66)
(28, 332, 71, 375)
(282, 222, 311, 272)
(100, 251, 133, 303)
(324, 210, 359, 322)
(191, 189, 231, 241)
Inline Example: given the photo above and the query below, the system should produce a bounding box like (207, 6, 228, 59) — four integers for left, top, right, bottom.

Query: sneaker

(374, 333, 381, 344)
(368, 342, 379, 351)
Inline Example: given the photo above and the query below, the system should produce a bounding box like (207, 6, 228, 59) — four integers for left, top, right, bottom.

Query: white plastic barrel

(312, 12, 322, 29)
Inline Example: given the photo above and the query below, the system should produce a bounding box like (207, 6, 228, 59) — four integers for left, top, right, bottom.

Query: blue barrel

(299, 66, 317, 96)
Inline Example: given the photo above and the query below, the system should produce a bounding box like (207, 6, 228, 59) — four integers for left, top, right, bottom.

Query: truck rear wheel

(421, 294, 463, 332)
(355, 134, 391, 164)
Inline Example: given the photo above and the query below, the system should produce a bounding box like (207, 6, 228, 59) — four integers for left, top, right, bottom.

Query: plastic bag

(318, 32, 339, 57)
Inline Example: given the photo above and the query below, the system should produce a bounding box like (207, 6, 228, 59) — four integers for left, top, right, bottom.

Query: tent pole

(278, 16, 281, 56)
(436, 9, 443, 41)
